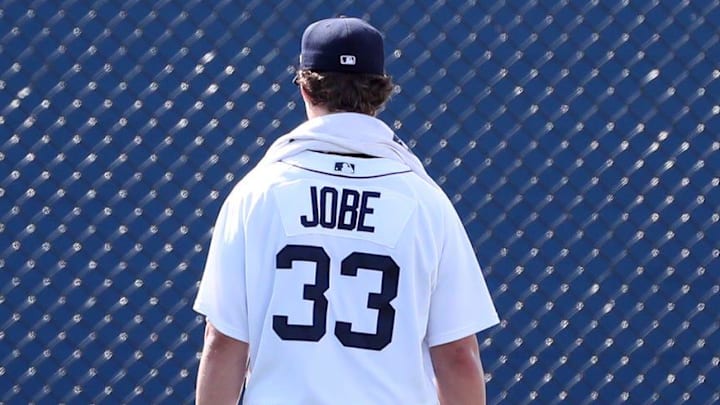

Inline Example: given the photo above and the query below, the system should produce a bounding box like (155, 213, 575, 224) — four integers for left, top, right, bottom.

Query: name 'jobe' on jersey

(273, 156, 417, 248)
(299, 185, 380, 232)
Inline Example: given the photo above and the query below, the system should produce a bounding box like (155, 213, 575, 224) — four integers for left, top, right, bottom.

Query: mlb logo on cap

(340, 55, 357, 66)
(299, 17, 385, 75)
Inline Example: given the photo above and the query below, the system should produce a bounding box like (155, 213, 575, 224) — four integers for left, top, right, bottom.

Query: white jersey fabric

(194, 113, 499, 405)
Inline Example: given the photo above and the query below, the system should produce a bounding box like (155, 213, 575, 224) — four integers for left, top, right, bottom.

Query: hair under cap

(299, 17, 385, 75)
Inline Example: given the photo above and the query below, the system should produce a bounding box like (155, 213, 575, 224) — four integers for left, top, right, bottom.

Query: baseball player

(194, 17, 499, 404)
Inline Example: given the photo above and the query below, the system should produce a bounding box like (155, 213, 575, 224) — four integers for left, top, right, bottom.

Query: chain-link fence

(1, 0, 718, 404)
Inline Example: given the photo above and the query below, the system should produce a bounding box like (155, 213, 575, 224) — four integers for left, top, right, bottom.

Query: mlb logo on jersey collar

(334, 162, 355, 174)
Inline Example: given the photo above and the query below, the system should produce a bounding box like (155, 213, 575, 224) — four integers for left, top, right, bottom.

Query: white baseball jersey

(194, 148, 499, 404)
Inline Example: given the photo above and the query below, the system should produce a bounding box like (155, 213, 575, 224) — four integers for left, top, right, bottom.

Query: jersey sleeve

(193, 190, 250, 342)
(426, 201, 500, 347)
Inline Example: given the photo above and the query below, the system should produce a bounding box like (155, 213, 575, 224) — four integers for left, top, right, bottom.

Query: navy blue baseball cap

(299, 17, 385, 75)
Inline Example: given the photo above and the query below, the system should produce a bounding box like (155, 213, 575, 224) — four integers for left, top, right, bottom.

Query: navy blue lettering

(300, 186, 319, 227)
(319, 187, 338, 228)
(301, 187, 379, 232)
(358, 191, 381, 232)
(338, 189, 360, 230)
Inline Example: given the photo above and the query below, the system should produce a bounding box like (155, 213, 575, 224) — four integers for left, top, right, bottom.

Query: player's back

(237, 150, 457, 404)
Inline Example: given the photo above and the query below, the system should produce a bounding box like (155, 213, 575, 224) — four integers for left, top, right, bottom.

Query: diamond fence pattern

(1, 0, 719, 404)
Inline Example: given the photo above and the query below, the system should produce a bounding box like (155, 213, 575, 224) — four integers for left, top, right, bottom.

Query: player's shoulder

(225, 161, 290, 202)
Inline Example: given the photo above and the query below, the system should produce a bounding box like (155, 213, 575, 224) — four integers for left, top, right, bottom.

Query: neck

(306, 108, 376, 120)
(306, 103, 331, 120)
